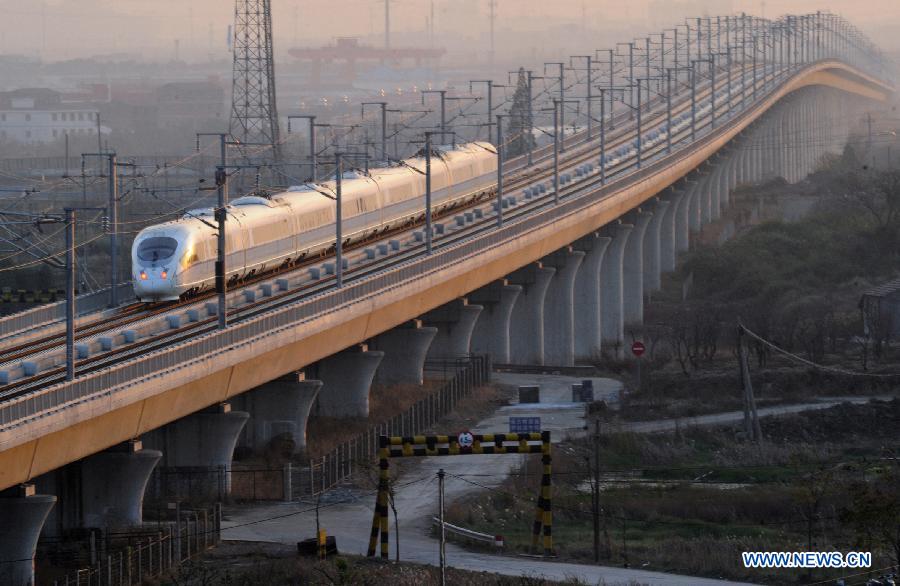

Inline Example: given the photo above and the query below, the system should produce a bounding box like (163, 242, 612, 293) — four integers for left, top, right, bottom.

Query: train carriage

(132, 142, 498, 302)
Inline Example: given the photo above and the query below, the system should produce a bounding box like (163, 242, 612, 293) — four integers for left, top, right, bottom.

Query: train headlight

(161, 270, 168, 279)
(140, 271, 148, 280)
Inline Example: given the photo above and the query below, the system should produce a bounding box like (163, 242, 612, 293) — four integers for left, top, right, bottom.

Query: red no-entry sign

(631, 341, 646, 357)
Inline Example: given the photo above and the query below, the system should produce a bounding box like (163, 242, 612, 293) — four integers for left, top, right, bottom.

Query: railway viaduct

(0, 15, 895, 585)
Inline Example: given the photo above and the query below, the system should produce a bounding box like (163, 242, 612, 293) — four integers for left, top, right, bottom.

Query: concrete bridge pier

(600, 222, 633, 358)
(763, 110, 779, 179)
(722, 147, 739, 211)
(315, 345, 384, 418)
(238, 374, 322, 455)
(736, 134, 750, 185)
(801, 98, 812, 177)
(746, 127, 760, 183)
(776, 105, 788, 180)
(721, 148, 739, 211)
(80, 440, 161, 530)
(699, 161, 716, 224)
(755, 118, 770, 182)
(792, 102, 803, 180)
(708, 154, 727, 221)
(785, 102, 796, 181)
(643, 198, 670, 293)
(788, 101, 800, 182)
(423, 298, 484, 360)
(372, 320, 437, 385)
(508, 263, 555, 365)
(742, 133, 755, 186)
(623, 210, 653, 328)
(687, 172, 707, 233)
(752, 125, 765, 183)
(469, 280, 522, 364)
(148, 403, 249, 498)
(542, 246, 585, 366)
(573, 233, 611, 362)
(0, 485, 55, 586)
(659, 189, 682, 273)
(673, 182, 692, 253)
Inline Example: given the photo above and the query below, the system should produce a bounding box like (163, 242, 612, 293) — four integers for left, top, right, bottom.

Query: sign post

(631, 341, 646, 392)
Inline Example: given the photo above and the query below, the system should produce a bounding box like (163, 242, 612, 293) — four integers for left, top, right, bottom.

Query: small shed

(859, 277, 900, 342)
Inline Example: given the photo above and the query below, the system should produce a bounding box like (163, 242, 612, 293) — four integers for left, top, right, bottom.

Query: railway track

(0, 64, 785, 394)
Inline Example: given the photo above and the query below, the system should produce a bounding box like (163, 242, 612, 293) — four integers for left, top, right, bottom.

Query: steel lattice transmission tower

(230, 0, 281, 175)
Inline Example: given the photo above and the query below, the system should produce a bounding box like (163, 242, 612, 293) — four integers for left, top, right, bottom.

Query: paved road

(612, 395, 891, 434)
(224, 373, 759, 585)
(225, 379, 892, 584)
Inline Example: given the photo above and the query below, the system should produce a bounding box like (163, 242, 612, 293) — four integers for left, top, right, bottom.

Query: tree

(842, 467, 900, 569)
(506, 68, 535, 157)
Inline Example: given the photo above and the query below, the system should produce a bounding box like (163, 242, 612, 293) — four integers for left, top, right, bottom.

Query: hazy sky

(0, 0, 897, 61)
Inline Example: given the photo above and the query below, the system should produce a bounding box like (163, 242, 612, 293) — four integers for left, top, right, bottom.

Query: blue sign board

(509, 416, 541, 433)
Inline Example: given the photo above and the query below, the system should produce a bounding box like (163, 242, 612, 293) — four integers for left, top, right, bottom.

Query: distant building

(860, 277, 900, 342)
(154, 80, 226, 132)
(0, 88, 107, 144)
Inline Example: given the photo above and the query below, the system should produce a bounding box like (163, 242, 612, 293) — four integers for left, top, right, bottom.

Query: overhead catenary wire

(740, 323, 900, 378)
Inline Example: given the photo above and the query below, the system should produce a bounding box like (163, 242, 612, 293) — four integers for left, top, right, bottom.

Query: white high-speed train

(132, 142, 497, 302)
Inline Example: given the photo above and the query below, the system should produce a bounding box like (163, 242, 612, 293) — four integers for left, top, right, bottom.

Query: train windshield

(137, 236, 178, 263)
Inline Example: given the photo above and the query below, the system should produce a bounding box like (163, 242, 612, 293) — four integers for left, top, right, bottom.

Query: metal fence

(46, 505, 221, 586)
(0, 284, 134, 340)
(0, 62, 852, 430)
(147, 464, 293, 503)
(139, 356, 490, 504)
(295, 355, 491, 498)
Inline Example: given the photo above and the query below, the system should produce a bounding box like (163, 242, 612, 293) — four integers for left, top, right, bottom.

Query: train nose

(134, 267, 177, 301)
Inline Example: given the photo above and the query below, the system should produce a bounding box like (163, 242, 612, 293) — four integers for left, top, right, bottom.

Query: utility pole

(545, 62, 566, 150)
(430, 0, 435, 48)
(594, 49, 616, 130)
(592, 417, 601, 562)
(571, 55, 593, 140)
(362, 102, 388, 162)
(488, 0, 497, 71)
(737, 325, 763, 441)
(597, 89, 609, 184)
(666, 68, 691, 153)
(496, 114, 504, 227)
(438, 468, 446, 586)
(424, 132, 433, 253)
(553, 99, 560, 202)
(81, 152, 119, 307)
(422, 90, 448, 140)
(636, 81, 643, 168)
(690, 61, 701, 141)
(616, 42, 635, 116)
(287, 115, 317, 181)
(107, 154, 118, 306)
(710, 52, 717, 129)
(213, 163, 229, 329)
(469, 80, 494, 143)
(335, 153, 344, 288)
(197, 133, 233, 330)
(545, 99, 579, 203)
(65, 208, 75, 381)
(384, 0, 391, 50)
(526, 71, 538, 165)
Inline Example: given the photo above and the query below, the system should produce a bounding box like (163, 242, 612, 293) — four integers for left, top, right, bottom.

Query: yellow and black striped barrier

(366, 431, 553, 558)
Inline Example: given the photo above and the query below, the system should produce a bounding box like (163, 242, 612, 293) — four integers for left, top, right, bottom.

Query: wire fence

(139, 356, 491, 504)
(45, 504, 221, 586)
(295, 354, 491, 498)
